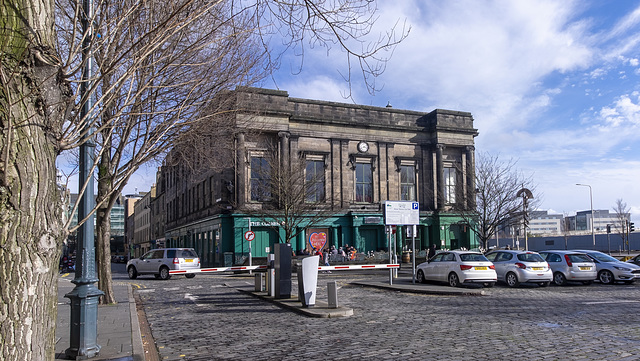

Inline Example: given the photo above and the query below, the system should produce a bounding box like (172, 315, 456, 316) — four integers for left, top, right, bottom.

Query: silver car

(485, 250, 553, 287)
(574, 250, 640, 285)
(127, 248, 200, 280)
(539, 251, 597, 286)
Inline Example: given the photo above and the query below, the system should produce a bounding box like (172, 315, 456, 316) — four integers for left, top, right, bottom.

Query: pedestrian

(323, 249, 331, 273)
(427, 244, 436, 260)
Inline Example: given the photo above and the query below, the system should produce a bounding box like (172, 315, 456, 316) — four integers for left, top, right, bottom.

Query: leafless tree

(613, 198, 630, 252)
(454, 152, 539, 251)
(1, 0, 408, 358)
(241, 142, 334, 246)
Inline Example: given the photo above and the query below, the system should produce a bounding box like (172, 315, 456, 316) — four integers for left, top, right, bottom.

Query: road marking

(184, 293, 204, 306)
(137, 289, 156, 293)
(583, 300, 640, 305)
(186, 285, 203, 290)
(164, 287, 180, 291)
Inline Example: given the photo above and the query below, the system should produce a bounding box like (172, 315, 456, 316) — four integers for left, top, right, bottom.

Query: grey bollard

(255, 273, 264, 292)
(268, 269, 275, 297)
(327, 281, 338, 308)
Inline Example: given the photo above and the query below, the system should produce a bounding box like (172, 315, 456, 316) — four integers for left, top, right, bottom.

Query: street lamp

(576, 183, 595, 248)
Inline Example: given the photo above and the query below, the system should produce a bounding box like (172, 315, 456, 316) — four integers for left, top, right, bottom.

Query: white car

(127, 248, 200, 280)
(485, 250, 553, 287)
(416, 250, 497, 288)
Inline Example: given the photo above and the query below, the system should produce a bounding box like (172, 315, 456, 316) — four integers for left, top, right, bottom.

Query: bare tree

(454, 152, 539, 251)
(1, 0, 407, 358)
(613, 198, 630, 252)
(242, 142, 334, 246)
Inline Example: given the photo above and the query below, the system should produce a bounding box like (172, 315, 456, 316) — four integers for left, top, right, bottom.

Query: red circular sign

(244, 231, 255, 242)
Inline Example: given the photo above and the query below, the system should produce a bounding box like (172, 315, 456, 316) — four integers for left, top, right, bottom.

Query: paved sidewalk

(55, 276, 144, 361)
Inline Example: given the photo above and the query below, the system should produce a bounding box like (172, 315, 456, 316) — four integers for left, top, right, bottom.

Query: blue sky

(125, 0, 640, 220)
(268, 0, 640, 220)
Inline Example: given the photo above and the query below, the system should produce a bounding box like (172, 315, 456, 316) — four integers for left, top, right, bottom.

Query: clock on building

(357, 141, 369, 153)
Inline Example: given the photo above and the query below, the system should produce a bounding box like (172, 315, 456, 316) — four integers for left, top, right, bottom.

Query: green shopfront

(164, 212, 478, 268)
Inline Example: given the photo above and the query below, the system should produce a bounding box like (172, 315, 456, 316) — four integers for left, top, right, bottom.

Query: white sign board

(384, 201, 419, 225)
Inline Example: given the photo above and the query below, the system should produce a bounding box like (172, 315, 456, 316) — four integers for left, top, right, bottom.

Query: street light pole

(576, 183, 595, 248)
(65, 0, 103, 357)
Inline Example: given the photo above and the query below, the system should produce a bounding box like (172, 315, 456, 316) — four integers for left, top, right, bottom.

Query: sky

(124, 0, 640, 220)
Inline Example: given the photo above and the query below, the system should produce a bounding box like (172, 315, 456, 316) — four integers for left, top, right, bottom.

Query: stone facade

(154, 87, 479, 266)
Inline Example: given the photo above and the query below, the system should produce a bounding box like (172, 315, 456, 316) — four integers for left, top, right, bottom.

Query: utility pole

(65, 0, 103, 357)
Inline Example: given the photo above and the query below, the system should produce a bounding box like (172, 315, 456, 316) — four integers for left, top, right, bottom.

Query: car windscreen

(588, 253, 618, 262)
(517, 253, 545, 262)
(459, 253, 489, 262)
(568, 254, 593, 263)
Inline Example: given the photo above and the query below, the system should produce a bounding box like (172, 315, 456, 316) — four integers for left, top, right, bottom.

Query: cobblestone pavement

(131, 271, 640, 361)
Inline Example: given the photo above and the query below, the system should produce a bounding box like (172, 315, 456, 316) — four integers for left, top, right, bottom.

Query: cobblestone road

(132, 271, 640, 361)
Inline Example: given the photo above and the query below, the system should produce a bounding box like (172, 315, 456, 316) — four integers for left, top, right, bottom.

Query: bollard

(327, 281, 338, 309)
(268, 269, 275, 297)
(255, 273, 264, 292)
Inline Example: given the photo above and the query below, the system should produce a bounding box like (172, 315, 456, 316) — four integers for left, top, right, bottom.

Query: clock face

(358, 141, 369, 153)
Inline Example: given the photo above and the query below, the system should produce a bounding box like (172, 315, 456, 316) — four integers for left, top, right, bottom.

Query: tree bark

(1, 1, 70, 359)
(96, 165, 116, 304)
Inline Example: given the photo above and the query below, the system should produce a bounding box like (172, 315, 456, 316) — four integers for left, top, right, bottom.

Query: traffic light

(631, 222, 635, 232)
(606, 224, 611, 234)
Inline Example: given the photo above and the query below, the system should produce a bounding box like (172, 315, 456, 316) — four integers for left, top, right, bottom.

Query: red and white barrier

(169, 263, 400, 275)
(169, 265, 267, 275)
(318, 264, 399, 271)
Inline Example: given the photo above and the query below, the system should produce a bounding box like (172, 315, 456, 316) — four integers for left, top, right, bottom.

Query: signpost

(384, 201, 420, 285)
(244, 220, 254, 273)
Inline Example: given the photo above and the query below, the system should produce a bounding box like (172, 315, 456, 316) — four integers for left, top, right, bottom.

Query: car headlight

(613, 266, 631, 271)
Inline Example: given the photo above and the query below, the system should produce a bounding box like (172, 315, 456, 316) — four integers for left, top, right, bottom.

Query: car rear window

(460, 253, 489, 262)
(568, 254, 592, 263)
(166, 249, 198, 258)
(180, 249, 198, 258)
(517, 253, 545, 262)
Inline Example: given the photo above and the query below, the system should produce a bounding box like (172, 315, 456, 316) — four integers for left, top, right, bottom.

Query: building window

(444, 167, 456, 204)
(250, 157, 270, 201)
(400, 165, 416, 201)
(305, 159, 325, 202)
(355, 162, 373, 203)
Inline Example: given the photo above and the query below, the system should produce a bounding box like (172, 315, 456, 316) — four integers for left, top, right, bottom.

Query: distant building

(565, 209, 630, 234)
(66, 193, 125, 255)
(528, 210, 564, 235)
(124, 193, 143, 259)
(133, 187, 155, 257)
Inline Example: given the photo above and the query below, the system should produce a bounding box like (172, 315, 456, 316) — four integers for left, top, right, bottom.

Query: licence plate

(531, 267, 543, 270)
(475, 266, 487, 270)
(579, 266, 591, 271)
(185, 259, 193, 263)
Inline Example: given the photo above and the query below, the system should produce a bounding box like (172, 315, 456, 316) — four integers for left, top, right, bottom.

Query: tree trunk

(1, 1, 70, 359)
(96, 204, 116, 304)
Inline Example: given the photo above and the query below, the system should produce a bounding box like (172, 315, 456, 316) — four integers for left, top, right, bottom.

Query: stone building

(156, 87, 479, 267)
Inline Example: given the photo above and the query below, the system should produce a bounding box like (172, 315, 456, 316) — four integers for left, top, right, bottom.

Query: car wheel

(538, 281, 550, 287)
(185, 274, 196, 279)
(159, 266, 172, 280)
(483, 282, 495, 288)
(582, 280, 593, 285)
(416, 270, 426, 284)
(598, 270, 614, 285)
(448, 272, 460, 287)
(553, 272, 567, 286)
(127, 266, 137, 280)
(506, 272, 520, 288)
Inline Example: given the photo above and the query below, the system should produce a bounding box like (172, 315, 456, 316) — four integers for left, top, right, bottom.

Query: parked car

(485, 250, 553, 287)
(127, 248, 200, 280)
(538, 250, 597, 286)
(416, 250, 497, 288)
(626, 254, 640, 267)
(573, 250, 640, 284)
